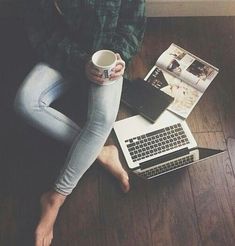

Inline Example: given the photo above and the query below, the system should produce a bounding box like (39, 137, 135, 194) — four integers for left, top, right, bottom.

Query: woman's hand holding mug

(85, 50, 125, 85)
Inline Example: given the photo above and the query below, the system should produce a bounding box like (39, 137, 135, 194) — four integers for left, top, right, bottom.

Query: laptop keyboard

(125, 123, 190, 162)
(139, 154, 194, 179)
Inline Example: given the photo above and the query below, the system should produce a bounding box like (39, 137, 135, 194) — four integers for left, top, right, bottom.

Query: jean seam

(65, 85, 95, 164)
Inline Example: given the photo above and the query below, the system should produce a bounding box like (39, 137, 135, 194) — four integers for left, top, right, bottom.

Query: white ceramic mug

(91, 50, 125, 84)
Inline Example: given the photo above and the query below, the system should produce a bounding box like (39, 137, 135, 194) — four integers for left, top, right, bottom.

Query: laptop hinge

(139, 148, 189, 170)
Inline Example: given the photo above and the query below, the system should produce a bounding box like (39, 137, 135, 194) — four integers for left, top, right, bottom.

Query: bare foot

(35, 191, 66, 246)
(98, 145, 130, 193)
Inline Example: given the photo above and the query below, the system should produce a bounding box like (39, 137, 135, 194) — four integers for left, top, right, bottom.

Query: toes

(35, 230, 53, 246)
(35, 237, 43, 246)
(120, 173, 130, 193)
(121, 181, 130, 193)
(44, 237, 53, 246)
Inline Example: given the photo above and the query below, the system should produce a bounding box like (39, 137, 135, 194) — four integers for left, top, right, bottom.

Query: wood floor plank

(0, 193, 40, 246)
(0, 195, 18, 246)
(99, 170, 152, 246)
(98, 137, 152, 246)
(53, 165, 103, 246)
(188, 132, 235, 246)
(146, 171, 201, 246)
(187, 86, 222, 133)
(227, 138, 235, 171)
(216, 73, 235, 138)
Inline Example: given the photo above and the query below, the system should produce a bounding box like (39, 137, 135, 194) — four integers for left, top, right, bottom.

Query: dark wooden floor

(1, 17, 235, 246)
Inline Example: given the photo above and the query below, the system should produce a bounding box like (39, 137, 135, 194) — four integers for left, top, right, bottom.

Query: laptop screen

(136, 147, 224, 179)
(139, 147, 224, 171)
(198, 147, 223, 159)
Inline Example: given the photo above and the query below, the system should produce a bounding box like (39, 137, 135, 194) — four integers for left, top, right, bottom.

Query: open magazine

(144, 43, 219, 119)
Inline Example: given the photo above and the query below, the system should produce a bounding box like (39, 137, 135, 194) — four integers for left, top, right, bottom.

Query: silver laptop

(113, 111, 224, 179)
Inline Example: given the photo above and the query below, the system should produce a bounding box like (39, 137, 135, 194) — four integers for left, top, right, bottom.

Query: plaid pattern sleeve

(108, 0, 146, 64)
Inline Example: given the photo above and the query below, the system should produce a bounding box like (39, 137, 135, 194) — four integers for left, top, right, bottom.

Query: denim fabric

(14, 63, 123, 195)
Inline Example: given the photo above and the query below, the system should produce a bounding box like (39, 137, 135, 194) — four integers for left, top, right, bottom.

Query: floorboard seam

(187, 168, 203, 246)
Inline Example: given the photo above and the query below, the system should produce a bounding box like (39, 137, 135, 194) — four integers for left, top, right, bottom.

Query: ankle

(98, 145, 118, 162)
(41, 190, 66, 208)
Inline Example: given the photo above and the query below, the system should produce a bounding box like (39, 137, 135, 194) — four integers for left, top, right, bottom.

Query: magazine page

(145, 66, 203, 119)
(156, 43, 219, 92)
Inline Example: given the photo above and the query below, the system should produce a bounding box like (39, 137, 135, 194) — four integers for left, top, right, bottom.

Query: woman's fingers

(85, 60, 105, 84)
(110, 54, 125, 80)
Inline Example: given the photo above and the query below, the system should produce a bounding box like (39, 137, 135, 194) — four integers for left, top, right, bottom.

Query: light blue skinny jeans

(14, 63, 123, 195)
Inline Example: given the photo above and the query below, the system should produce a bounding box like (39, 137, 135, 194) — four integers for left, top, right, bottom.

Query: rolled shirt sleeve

(108, 0, 146, 64)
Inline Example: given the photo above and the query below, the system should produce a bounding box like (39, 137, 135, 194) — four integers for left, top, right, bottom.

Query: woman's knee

(14, 63, 60, 117)
(87, 106, 118, 137)
(100, 94, 121, 130)
(88, 91, 121, 135)
(102, 108, 118, 129)
(14, 86, 35, 118)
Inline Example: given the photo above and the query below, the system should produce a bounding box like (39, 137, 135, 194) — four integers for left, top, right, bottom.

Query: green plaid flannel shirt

(24, 0, 146, 77)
